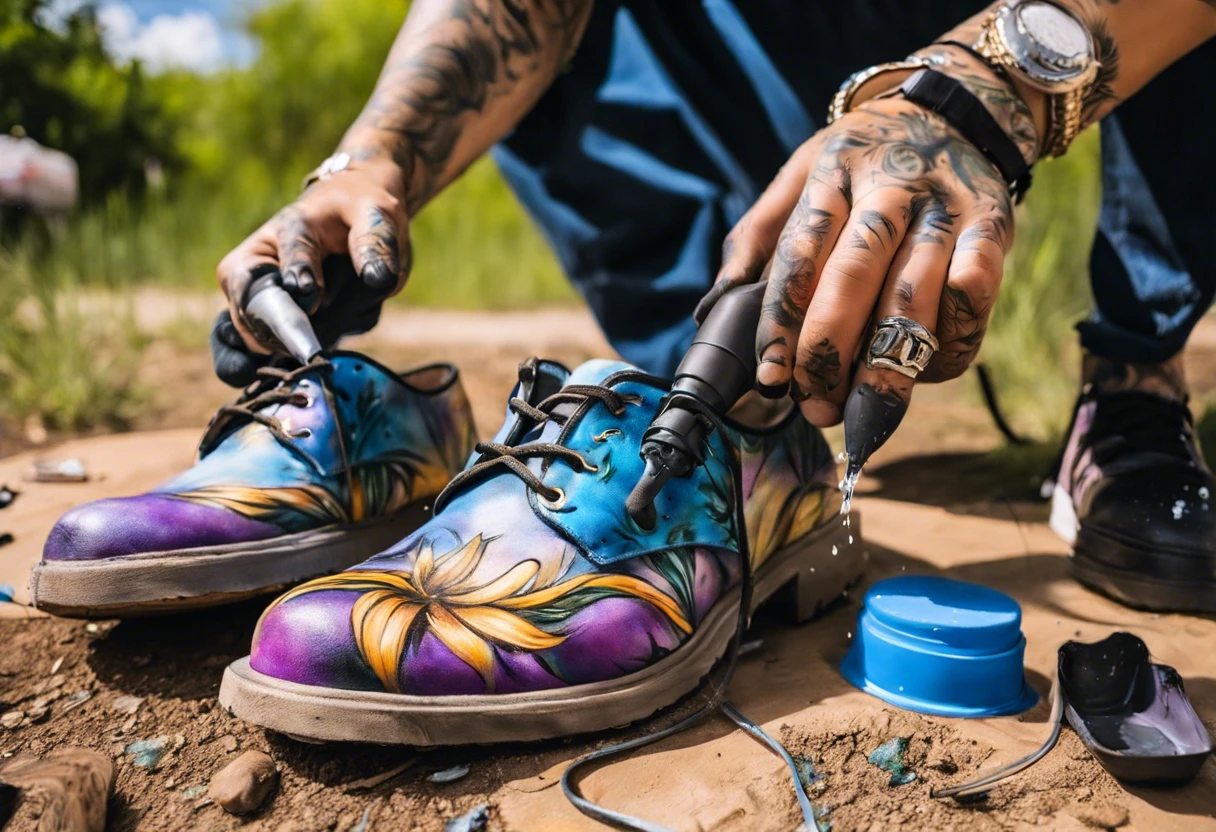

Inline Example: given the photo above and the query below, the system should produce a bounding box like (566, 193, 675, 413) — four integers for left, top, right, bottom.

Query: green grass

(973, 128, 1101, 439)
(0, 253, 144, 432)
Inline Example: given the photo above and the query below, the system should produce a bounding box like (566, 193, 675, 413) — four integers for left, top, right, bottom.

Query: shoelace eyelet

(539, 487, 567, 510)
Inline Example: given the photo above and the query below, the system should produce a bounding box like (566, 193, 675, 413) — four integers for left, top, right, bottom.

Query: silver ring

(866, 316, 939, 379)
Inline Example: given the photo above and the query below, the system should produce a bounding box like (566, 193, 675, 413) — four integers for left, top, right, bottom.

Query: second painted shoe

(32, 353, 476, 617)
(219, 358, 864, 744)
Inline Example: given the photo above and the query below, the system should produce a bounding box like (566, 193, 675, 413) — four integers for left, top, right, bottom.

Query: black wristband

(898, 69, 1032, 202)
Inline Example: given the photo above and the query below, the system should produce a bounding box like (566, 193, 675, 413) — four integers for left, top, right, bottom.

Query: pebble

(125, 737, 169, 770)
(1, 711, 23, 730)
(111, 695, 143, 715)
(219, 735, 239, 753)
(208, 750, 279, 815)
(429, 764, 471, 784)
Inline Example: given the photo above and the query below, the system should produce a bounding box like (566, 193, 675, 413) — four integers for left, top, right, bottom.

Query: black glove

(209, 255, 387, 387)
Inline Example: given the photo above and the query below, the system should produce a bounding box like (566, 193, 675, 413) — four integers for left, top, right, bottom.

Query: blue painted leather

(529, 361, 741, 566)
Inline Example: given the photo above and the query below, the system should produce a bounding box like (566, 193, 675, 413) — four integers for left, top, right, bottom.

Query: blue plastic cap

(841, 575, 1038, 718)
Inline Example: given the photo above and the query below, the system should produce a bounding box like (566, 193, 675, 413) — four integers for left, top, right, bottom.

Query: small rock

(181, 784, 207, 800)
(50, 657, 64, 675)
(1070, 803, 1129, 829)
(429, 764, 470, 784)
(867, 737, 917, 787)
(0, 748, 114, 832)
(26, 705, 49, 724)
(125, 737, 169, 770)
(111, 695, 143, 716)
(445, 804, 489, 832)
(61, 691, 92, 712)
(208, 750, 279, 815)
(1, 712, 23, 730)
(219, 735, 239, 753)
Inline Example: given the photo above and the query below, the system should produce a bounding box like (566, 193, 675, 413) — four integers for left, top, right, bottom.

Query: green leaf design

(645, 549, 696, 624)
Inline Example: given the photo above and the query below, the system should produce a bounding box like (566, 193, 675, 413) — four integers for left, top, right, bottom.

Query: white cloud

(98, 3, 228, 74)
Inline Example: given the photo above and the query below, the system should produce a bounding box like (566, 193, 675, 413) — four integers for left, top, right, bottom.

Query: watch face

(998, 0, 1096, 90)
(1018, 3, 1089, 60)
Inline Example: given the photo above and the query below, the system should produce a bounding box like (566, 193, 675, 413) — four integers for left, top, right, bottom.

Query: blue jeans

(494, 0, 1216, 376)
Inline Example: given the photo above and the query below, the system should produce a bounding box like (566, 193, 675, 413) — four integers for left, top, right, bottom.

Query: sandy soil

(0, 304, 1212, 831)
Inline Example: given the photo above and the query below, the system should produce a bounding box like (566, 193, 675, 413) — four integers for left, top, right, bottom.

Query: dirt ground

(0, 302, 1212, 831)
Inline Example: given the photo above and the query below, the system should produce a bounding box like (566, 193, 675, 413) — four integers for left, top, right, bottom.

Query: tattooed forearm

(343, 0, 593, 212)
(1080, 15, 1120, 124)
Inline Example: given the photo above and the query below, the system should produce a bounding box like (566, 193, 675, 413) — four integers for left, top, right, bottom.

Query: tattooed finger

(849, 200, 955, 410)
(349, 205, 410, 296)
(275, 207, 325, 310)
(697, 140, 823, 324)
(923, 220, 1004, 382)
(790, 194, 913, 424)
(754, 176, 849, 396)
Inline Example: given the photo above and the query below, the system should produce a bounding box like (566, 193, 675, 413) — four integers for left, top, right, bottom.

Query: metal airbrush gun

(242, 271, 324, 365)
(624, 282, 909, 526)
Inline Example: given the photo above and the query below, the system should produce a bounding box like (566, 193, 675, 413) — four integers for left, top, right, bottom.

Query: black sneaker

(1049, 388, 1216, 612)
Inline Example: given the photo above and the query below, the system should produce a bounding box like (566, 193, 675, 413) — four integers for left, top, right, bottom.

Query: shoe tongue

(523, 359, 638, 446)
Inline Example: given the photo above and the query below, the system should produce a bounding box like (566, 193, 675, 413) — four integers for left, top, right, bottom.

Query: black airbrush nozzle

(625, 281, 768, 527)
(842, 383, 909, 484)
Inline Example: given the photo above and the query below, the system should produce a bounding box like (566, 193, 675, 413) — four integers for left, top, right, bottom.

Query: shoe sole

(1049, 484, 1216, 613)
(1070, 527, 1216, 613)
(218, 513, 866, 746)
(30, 502, 432, 619)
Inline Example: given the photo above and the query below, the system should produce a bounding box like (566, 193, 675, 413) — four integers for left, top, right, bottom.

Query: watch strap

(899, 69, 1032, 202)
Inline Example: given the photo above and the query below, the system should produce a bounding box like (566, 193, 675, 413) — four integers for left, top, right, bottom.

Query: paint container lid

(841, 575, 1038, 718)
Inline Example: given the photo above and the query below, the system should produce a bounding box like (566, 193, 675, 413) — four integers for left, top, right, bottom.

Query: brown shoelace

(212, 356, 334, 446)
(436, 384, 629, 509)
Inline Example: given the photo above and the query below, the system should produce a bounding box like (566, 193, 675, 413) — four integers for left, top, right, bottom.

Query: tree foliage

(0, 0, 180, 202)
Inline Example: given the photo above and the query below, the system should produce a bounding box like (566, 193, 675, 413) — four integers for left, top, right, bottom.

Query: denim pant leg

(1077, 39, 1216, 364)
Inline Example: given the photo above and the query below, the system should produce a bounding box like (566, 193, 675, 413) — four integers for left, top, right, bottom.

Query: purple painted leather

(249, 359, 841, 696)
(41, 353, 475, 563)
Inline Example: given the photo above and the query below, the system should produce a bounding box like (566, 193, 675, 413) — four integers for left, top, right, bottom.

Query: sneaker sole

(29, 502, 432, 619)
(217, 513, 866, 746)
(1070, 526, 1216, 614)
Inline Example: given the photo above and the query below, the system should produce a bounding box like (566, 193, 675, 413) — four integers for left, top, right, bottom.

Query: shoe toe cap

(251, 589, 383, 691)
(42, 495, 279, 562)
(1086, 471, 1216, 555)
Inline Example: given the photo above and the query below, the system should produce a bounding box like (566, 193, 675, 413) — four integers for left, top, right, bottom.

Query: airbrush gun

(241, 270, 324, 365)
(624, 282, 909, 526)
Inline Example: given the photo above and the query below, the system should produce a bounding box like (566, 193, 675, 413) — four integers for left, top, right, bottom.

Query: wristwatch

(972, 0, 1099, 157)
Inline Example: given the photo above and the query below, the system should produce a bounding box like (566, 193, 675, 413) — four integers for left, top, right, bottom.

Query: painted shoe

(32, 353, 476, 618)
(1049, 388, 1216, 612)
(220, 358, 864, 745)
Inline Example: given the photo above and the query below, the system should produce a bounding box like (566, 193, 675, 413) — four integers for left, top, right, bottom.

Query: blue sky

(43, 0, 263, 72)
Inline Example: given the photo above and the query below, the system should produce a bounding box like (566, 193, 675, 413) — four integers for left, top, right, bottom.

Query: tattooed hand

(213, 0, 593, 385)
(707, 95, 1017, 427)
